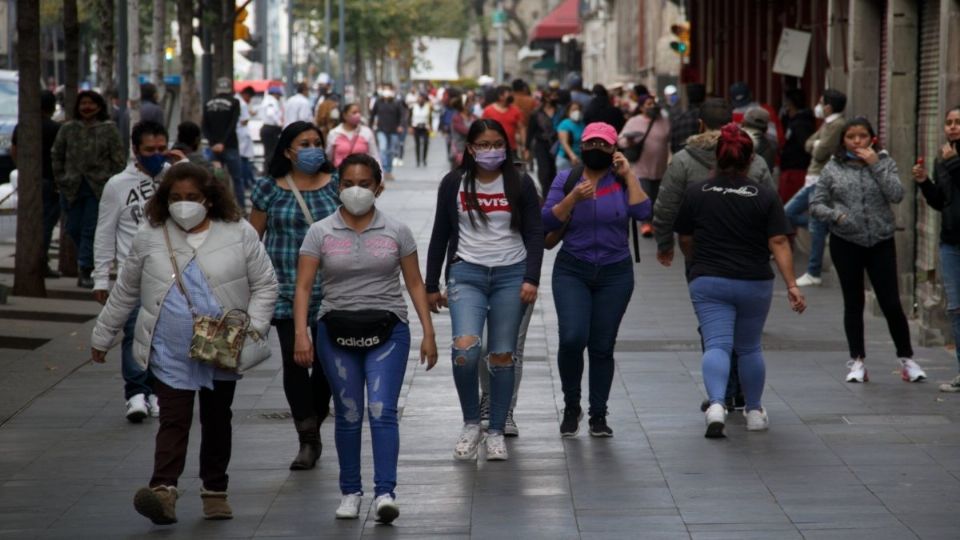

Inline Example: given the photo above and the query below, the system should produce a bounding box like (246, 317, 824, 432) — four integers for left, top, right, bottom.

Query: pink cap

(581, 122, 618, 145)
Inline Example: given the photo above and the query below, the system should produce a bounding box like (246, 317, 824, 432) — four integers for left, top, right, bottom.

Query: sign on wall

(773, 28, 812, 78)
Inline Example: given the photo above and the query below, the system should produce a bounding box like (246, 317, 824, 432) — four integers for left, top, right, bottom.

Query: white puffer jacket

(91, 219, 278, 370)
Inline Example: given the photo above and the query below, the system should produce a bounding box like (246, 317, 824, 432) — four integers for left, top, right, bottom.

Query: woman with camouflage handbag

(90, 163, 278, 526)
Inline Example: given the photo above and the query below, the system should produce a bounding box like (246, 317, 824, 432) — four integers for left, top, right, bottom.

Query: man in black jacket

(370, 85, 404, 181)
(202, 77, 244, 209)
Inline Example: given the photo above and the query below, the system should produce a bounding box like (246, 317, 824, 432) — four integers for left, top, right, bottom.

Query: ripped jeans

(447, 260, 526, 434)
(315, 320, 410, 497)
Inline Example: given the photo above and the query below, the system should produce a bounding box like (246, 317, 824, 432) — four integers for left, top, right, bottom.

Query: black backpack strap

(563, 165, 585, 195)
(631, 218, 641, 263)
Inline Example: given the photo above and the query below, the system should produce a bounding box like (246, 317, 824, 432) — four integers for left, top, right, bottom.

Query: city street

(0, 140, 958, 539)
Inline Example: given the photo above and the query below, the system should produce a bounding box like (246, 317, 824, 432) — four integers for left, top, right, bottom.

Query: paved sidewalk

(0, 141, 959, 539)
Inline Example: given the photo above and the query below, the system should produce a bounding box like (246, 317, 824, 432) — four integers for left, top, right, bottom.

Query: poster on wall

(773, 28, 812, 78)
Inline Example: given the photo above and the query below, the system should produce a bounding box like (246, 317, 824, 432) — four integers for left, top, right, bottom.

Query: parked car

(0, 70, 18, 183)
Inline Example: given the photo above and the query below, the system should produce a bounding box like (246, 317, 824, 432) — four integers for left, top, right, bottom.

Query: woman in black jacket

(913, 105, 960, 392)
(584, 85, 626, 133)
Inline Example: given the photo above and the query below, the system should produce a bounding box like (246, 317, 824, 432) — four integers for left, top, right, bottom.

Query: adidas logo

(336, 336, 381, 348)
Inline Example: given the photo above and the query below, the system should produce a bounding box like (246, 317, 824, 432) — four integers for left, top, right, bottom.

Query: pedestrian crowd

(16, 70, 960, 528)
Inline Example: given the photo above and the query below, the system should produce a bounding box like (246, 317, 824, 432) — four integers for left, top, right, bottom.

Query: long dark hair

(834, 117, 879, 162)
(145, 163, 241, 226)
(457, 118, 523, 229)
(268, 121, 335, 178)
(75, 90, 110, 122)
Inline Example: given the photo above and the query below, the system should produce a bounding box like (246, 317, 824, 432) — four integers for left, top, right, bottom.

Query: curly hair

(144, 163, 241, 227)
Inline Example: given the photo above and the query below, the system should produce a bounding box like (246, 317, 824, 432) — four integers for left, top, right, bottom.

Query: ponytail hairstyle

(716, 123, 754, 176)
(458, 118, 523, 230)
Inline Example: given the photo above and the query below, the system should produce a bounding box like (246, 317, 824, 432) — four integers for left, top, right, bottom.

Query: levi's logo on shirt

(459, 191, 512, 213)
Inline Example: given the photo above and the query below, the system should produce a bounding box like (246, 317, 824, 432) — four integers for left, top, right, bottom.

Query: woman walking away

(811, 117, 927, 384)
(542, 122, 650, 438)
(249, 121, 338, 470)
(51, 90, 126, 288)
(294, 154, 438, 523)
(426, 118, 544, 462)
(914, 106, 960, 392)
(674, 124, 805, 438)
(326, 103, 379, 167)
(90, 163, 278, 524)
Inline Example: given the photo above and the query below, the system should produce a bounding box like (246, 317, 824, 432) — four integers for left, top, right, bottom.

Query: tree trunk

(63, 0, 79, 120)
(151, 0, 166, 101)
(178, 0, 201, 123)
(14, 0, 46, 297)
(473, 0, 490, 76)
(220, 0, 234, 80)
(94, 0, 116, 98)
(353, 27, 367, 116)
(127, 0, 141, 131)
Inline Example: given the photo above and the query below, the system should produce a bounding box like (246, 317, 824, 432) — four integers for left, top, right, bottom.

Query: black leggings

(829, 235, 913, 359)
(274, 319, 332, 422)
(414, 126, 429, 165)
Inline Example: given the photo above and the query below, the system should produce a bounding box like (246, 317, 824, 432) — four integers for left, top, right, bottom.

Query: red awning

(234, 79, 284, 93)
(530, 0, 581, 41)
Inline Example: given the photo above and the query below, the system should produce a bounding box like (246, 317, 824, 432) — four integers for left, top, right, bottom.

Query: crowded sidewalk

(0, 141, 958, 539)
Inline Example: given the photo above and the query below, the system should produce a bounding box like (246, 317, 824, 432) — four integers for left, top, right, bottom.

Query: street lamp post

(337, 0, 345, 97)
(493, 1, 505, 83)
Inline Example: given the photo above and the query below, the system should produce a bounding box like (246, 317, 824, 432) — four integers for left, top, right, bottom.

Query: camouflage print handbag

(163, 225, 250, 372)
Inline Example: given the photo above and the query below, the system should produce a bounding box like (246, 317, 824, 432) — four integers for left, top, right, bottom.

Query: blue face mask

(138, 153, 166, 177)
(294, 147, 327, 174)
(846, 150, 862, 161)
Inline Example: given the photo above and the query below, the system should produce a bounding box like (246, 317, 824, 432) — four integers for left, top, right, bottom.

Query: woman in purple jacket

(542, 122, 651, 438)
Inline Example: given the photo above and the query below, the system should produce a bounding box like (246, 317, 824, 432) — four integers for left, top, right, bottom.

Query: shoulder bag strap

(347, 131, 362, 154)
(162, 223, 195, 310)
(283, 175, 315, 225)
(638, 115, 657, 146)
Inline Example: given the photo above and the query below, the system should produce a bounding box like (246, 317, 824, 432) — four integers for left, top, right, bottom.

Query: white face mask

(569, 110, 582, 122)
(382, 90, 395, 99)
(169, 201, 208, 231)
(329, 108, 341, 120)
(340, 186, 376, 216)
(814, 103, 825, 119)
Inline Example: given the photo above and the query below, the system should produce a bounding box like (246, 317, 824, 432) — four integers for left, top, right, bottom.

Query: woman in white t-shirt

(425, 118, 544, 462)
(409, 94, 433, 167)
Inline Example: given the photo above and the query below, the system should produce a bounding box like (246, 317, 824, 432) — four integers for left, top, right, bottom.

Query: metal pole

(287, 0, 294, 92)
(495, 0, 504, 83)
(337, 0, 345, 97)
(324, 0, 331, 76)
(117, 0, 129, 154)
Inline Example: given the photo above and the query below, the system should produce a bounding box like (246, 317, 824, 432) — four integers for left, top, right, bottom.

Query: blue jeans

(239, 156, 255, 194)
(376, 131, 400, 173)
(61, 180, 98, 269)
(939, 243, 960, 370)
(784, 184, 827, 277)
(315, 321, 410, 497)
(553, 251, 634, 417)
(122, 304, 154, 399)
(215, 148, 245, 210)
(447, 260, 526, 434)
(689, 276, 773, 411)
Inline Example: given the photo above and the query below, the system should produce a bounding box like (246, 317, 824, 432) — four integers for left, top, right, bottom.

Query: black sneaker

(559, 406, 582, 438)
(588, 415, 613, 438)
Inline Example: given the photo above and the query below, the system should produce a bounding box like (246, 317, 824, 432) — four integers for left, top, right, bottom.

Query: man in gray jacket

(653, 98, 775, 267)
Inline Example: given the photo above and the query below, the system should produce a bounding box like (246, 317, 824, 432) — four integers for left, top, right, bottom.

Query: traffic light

(240, 37, 263, 63)
(234, 7, 251, 41)
(670, 22, 691, 56)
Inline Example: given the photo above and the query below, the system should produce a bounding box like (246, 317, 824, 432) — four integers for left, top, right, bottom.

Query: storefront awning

(530, 0, 581, 41)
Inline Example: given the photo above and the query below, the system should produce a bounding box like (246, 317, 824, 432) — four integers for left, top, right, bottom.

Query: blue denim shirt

(150, 259, 240, 391)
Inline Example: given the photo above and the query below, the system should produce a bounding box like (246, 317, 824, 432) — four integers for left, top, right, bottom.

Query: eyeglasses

(582, 140, 615, 152)
(470, 140, 506, 151)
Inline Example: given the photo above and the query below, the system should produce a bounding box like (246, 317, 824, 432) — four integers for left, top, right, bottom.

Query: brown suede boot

(133, 485, 178, 525)
(200, 488, 233, 520)
(289, 416, 321, 470)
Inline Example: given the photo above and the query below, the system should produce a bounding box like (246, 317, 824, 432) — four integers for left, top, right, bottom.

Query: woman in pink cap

(542, 121, 651, 438)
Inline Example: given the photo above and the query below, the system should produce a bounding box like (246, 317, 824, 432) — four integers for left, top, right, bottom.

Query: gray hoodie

(809, 152, 903, 248)
(653, 130, 775, 252)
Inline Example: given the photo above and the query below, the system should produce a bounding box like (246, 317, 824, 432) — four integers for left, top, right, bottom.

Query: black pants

(151, 379, 236, 492)
(829, 234, 913, 359)
(260, 124, 282, 173)
(533, 143, 557, 198)
(640, 178, 660, 224)
(274, 319, 332, 422)
(413, 126, 429, 165)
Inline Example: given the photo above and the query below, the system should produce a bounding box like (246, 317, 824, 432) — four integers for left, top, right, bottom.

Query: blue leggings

(689, 276, 773, 411)
(315, 321, 410, 497)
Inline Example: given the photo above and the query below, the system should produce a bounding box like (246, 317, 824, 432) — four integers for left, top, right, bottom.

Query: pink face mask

(347, 113, 362, 126)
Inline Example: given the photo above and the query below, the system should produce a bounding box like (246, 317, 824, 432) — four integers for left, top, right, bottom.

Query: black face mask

(582, 149, 613, 171)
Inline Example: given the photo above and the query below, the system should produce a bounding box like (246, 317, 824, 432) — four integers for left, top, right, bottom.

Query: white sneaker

(126, 393, 148, 423)
(453, 424, 483, 461)
(939, 374, 960, 392)
(485, 432, 508, 461)
(504, 409, 519, 437)
(845, 359, 868, 383)
(704, 403, 726, 438)
(796, 273, 823, 287)
(335, 492, 362, 519)
(900, 358, 927, 382)
(374, 494, 399, 524)
(147, 394, 160, 417)
(744, 409, 769, 431)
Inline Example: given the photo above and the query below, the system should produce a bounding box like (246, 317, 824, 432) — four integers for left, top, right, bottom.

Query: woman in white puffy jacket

(89, 162, 278, 526)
